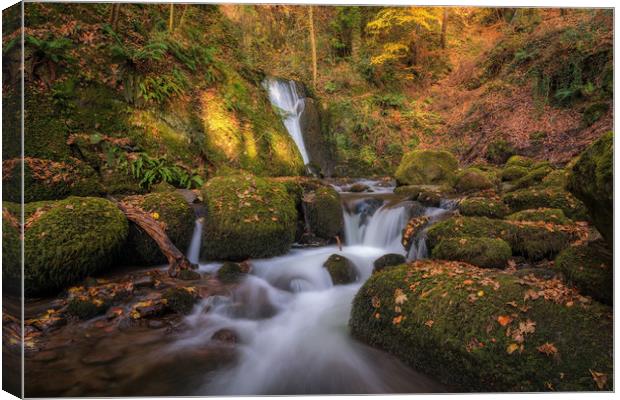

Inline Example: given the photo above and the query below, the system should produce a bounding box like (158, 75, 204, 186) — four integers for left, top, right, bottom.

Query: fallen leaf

(590, 370, 608, 389)
(392, 315, 403, 325)
(394, 288, 408, 305)
(537, 342, 558, 356)
(425, 319, 434, 328)
(463, 279, 474, 285)
(506, 343, 520, 354)
(497, 315, 513, 327)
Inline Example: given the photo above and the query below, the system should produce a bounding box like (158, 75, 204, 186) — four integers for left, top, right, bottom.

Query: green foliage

(129, 153, 203, 190)
(138, 68, 188, 104)
(25, 34, 73, 64)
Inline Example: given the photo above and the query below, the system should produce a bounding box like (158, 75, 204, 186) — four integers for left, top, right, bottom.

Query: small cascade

(406, 206, 455, 261)
(264, 78, 310, 165)
(187, 218, 203, 264)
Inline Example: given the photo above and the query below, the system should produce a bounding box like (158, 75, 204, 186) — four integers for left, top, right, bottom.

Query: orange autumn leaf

(392, 315, 403, 325)
(497, 315, 513, 327)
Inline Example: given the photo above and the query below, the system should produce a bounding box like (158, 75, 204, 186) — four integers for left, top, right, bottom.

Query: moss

(453, 168, 495, 193)
(100, 166, 145, 196)
(163, 287, 197, 315)
(3, 158, 104, 203)
(20, 197, 128, 296)
(427, 216, 575, 261)
(582, 102, 609, 126)
(566, 132, 613, 247)
(485, 140, 515, 164)
(373, 254, 406, 273)
(431, 237, 512, 269)
(459, 197, 510, 219)
(501, 165, 529, 182)
(121, 192, 195, 266)
(505, 155, 535, 168)
(509, 165, 553, 191)
(350, 260, 612, 391)
(540, 169, 568, 189)
(304, 186, 344, 240)
(201, 173, 297, 260)
(178, 269, 201, 281)
(555, 240, 612, 305)
(507, 208, 571, 225)
(67, 297, 108, 319)
(395, 150, 459, 186)
(323, 254, 357, 285)
(2, 203, 21, 293)
(394, 184, 455, 207)
(23, 90, 72, 161)
(502, 187, 589, 221)
(217, 262, 246, 284)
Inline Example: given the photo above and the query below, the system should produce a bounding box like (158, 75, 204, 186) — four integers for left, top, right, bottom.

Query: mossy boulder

(485, 140, 516, 164)
(163, 287, 198, 315)
(505, 155, 535, 168)
(555, 240, 612, 305)
(217, 262, 249, 284)
(121, 192, 195, 265)
(373, 254, 406, 273)
(453, 168, 495, 193)
(67, 297, 109, 320)
(509, 165, 554, 191)
(540, 169, 568, 189)
(395, 150, 459, 186)
(394, 185, 455, 207)
(427, 216, 576, 261)
(303, 186, 344, 240)
(323, 254, 357, 285)
(18, 197, 128, 296)
(350, 260, 612, 391)
(501, 165, 529, 182)
(2, 203, 21, 292)
(3, 157, 104, 203)
(458, 196, 510, 219)
(502, 187, 588, 221)
(507, 208, 571, 225)
(201, 173, 297, 261)
(431, 237, 511, 269)
(566, 132, 613, 248)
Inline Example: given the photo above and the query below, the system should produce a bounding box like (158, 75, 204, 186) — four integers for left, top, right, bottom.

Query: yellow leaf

(151, 212, 160, 220)
(506, 343, 519, 354)
(477, 290, 485, 297)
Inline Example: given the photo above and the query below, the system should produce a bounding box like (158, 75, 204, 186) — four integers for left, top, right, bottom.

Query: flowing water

(264, 78, 311, 165)
(168, 182, 454, 395)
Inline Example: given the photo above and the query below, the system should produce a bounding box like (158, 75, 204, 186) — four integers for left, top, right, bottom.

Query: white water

(264, 78, 311, 165)
(186, 218, 203, 265)
(170, 188, 449, 394)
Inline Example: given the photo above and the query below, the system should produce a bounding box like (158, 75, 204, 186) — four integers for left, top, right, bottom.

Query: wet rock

(373, 254, 406, 273)
(297, 232, 329, 247)
(348, 183, 370, 193)
(178, 269, 201, 281)
(163, 287, 198, 315)
(401, 216, 430, 252)
(130, 299, 167, 319)
(211, 328, 238, 344)
(303, 186, 344, 240)
(66, 298, 109, 320)
(30, 350, 59, 362)
(148, 320, 165, 329)
(133, 275, 155, 288)
(323, 254, 357, 285)
(81, 349, 123, 365)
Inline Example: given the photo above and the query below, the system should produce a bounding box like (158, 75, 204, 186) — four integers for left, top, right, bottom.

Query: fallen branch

(115, 199, 193, 277)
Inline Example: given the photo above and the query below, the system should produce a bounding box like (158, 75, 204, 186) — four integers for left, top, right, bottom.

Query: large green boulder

(2, 157, 104, 203)
(395, 150, 459, 186)
(509, 165, 554, 191)
(502, 187, 588, 221)
(431, 237, 512, 269)
(303, 186, 344, 240)
(350, 260, 613, 391)
(121, 192, 195, 265)
(567, 132, 613, 248)
(427, 216, 577, 261)
(453, 168, 495, 193)
(555, 240, 613, 305)
(459, 196, 510, 219)
(201, 173, 297, 260)
(9, 197, 128, 296)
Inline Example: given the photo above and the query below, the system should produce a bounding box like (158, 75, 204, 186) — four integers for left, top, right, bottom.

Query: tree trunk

(308, 6, 318, 90)
(169, 4, 174, 32)
(115, 200, 193, 277)
(109, 4, 120, 31)
(440, 8, 449, 49)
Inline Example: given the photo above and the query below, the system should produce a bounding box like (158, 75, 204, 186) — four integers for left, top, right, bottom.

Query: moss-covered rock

(555, 240, 612, 305)
(431, 237, 511, 269)
(217, 262, 249, 284)
(121, 192, 195, 265)
(566, 132, 613, 248)
(163, 287, 198, 315)
(2, 203, 21, 293)
(3, 157, 104, 203)
(201, 173, 297, 260)
(501, 165, 529, 182)
(485, 140, 516, 165)
(67, 297, 109, 320)
(373, 254, 406, 273)
(540, 169, 568, 189)
(509, 165, 553, 191)
(453, 168, 495, 193)
(502, 187, 589, 221)
(323, 254, 357, 285)
(303, 186, 344, 240)
(458, 196, 510, 219)
(505, 155, 535, 168)
(18, 197, 128, 296)
(507, 208, 571, 225)
(350, 260, 612, 391)
(395, 150, 459, 186)
(394, 184, 455, 207)
(427, 216, 576, 261)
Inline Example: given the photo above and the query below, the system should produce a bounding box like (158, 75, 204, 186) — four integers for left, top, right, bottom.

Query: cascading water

(264, 78, 311, 165)
(186, 218, 203, 265)
(169, 182, 452, 394)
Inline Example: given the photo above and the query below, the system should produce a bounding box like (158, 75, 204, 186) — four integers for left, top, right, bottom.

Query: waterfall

(187, 218, 203, 264)
(264, 78, 311, 165)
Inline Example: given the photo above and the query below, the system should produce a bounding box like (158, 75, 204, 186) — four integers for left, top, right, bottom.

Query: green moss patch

(555, 240, 612, 305)
(459, 196, 510, 219)
(501, 165, 529, 182)
(2, 203, 21, 293)
(395, 150, 459, 186)
(201, 173, 297, 260)
(509, 165, 553, 191)
(507, 208, 571, 225)
(567, 132, 613, 247)
(505, 155, 535, 168)
(502, 187, 588, 221)
(121, 192, 195, 266)
(19, 197, 128, 296)
(373, 254, 406, 273)
(217, 262, 249, 284)
(453, 168, 495, 193)
(323, 254, 357, 285)
(350, 260, 612, 391)
(303, 186, 344, 240)
(394, 184, 455, 207)
(431, 237, 512, 269)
